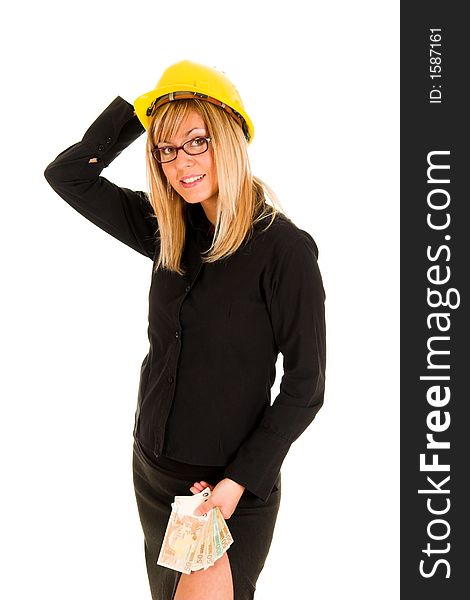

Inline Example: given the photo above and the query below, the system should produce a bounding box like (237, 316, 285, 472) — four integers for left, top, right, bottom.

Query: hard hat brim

(134, 86, 254, 144)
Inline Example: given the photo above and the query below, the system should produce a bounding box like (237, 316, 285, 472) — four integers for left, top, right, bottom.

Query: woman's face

(158, 109, 218, 214)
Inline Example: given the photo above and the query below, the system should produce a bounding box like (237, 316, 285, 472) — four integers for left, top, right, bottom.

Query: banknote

(157, 487, 234, 574)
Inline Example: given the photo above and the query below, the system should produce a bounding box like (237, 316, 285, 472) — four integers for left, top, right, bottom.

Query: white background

(1, 1, 399, 598)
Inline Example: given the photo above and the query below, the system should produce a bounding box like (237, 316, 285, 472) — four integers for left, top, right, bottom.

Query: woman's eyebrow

(159, 128, 206, 145)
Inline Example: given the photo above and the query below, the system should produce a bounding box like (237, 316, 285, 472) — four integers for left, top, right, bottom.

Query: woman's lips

(180, 174, 205, 188)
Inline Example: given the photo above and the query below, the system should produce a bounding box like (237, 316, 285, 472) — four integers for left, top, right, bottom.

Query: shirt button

(185, 285, 191, 292)
(106, 136, 113, 144)
(97, 143, 105, 151)
(175, 331, 179, 339)
(168, 376, 174, 384)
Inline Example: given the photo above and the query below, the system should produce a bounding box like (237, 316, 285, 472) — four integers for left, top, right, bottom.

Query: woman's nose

(176, 149, 196, 167)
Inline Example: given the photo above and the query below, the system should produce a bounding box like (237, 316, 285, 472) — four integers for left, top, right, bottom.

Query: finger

(194, 498, 213, 516)
(199, 480, 214, 490)
(191, 481, 213, 495)
(190, 482, 208, 495)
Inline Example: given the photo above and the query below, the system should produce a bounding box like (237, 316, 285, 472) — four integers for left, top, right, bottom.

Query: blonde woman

(44, 59, 326, 600)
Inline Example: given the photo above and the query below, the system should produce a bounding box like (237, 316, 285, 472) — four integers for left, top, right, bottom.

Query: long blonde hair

(144, 98, 286, 276)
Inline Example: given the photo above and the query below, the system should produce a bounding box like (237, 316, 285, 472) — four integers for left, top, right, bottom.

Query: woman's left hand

(190, 478, 245, 520)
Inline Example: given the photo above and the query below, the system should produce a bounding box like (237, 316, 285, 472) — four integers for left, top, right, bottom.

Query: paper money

(157, 487, 234, 574)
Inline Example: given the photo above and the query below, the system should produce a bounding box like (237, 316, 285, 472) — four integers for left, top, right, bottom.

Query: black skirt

(132, 438, 282, 600)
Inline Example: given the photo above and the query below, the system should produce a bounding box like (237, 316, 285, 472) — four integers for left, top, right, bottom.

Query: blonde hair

(144, 98, 287, 276)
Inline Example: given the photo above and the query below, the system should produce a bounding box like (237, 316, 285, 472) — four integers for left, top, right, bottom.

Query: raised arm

(44, 96, 158, 260)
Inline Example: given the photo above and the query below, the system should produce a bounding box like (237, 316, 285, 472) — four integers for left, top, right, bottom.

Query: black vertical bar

(401, 3, 469, 598)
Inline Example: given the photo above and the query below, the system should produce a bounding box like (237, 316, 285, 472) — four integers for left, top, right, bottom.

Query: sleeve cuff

(223, 426, 291, 503)
(81, 96, 145, 167)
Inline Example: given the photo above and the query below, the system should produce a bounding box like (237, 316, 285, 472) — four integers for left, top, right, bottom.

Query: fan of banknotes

(157, 487, 234, 574)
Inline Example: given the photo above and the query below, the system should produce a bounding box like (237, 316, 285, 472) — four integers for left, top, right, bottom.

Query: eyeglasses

(152, 136, 212, 164)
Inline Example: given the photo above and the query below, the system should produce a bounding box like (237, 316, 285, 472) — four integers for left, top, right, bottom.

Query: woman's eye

(161, 147, 173, 155)
(191, 137, 205, 146)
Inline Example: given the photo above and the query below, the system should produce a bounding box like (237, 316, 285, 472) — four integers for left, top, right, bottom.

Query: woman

(44, 59, 326, 600)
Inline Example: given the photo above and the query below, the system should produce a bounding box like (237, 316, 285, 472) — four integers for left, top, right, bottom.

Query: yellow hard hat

(133, 59, 255, 144)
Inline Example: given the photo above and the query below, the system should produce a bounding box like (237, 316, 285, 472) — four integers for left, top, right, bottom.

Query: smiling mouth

(181, 174, 205, 183)
(180, 174, 206, 187)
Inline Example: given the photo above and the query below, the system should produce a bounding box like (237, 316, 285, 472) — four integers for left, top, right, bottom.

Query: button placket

(154, 232, 206, 456)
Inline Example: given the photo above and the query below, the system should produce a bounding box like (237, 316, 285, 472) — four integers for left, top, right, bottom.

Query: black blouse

(44, 96, 326, 503)
(136, 438, 226, 485)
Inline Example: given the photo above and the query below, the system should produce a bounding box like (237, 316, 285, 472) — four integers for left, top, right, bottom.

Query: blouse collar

(186, 202, 214, 238)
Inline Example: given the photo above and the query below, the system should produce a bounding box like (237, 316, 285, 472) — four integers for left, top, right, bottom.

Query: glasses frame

(151, 135, 212, 164)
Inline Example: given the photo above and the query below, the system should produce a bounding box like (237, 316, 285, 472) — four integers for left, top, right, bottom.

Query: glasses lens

(184, 137, 208, 155)
(155, 147, 177, 163)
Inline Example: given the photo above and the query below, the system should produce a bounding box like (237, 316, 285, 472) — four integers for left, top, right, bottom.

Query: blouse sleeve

(43, 96, 158, 260)
(223, 233, 326, 502)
